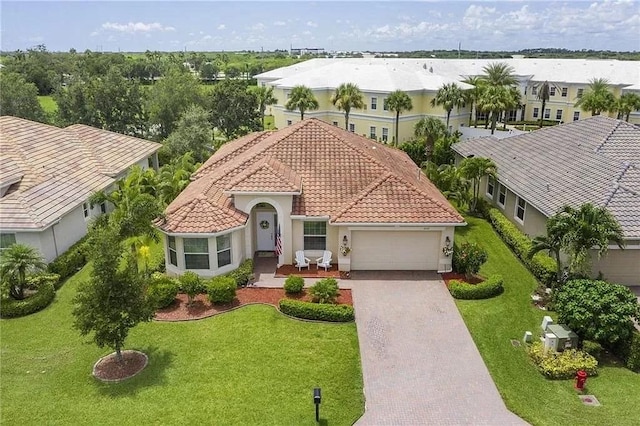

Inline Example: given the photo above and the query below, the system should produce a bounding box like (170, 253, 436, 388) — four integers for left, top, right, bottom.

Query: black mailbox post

(313, 387, 321, 422)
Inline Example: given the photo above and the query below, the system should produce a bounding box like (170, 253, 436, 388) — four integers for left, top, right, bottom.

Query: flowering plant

(442, 246, 453, 257)
(340, 245, 351, 256)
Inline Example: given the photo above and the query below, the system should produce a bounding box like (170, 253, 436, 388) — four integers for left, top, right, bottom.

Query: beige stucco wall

(591, 246, 640, 286)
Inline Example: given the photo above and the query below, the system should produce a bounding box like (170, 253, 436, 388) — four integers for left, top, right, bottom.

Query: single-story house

(0, 116, 161, 262)
(453, 116, 640, 286)
(156, 118, 465, 278)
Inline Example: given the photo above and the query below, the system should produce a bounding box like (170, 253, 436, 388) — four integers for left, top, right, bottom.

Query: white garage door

(350, 230, 441, 270)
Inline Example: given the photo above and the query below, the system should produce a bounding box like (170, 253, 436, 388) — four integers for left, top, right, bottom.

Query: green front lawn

(1, 265, 364, 425)
(455, 216, 640, 425)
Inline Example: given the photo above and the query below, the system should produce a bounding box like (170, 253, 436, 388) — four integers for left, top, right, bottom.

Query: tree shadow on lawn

(94, 346, 174, 397)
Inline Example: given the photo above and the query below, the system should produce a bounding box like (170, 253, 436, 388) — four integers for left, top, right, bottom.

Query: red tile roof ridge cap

(331, 172, 393, 222)
(226, 156, 302, 191)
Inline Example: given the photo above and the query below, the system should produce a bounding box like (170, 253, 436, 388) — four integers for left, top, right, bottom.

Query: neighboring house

(0, 116, 161, 262)
(453, 116, 640, 286)
(256, 58, 640, 142)
(156, 119, 465, 278)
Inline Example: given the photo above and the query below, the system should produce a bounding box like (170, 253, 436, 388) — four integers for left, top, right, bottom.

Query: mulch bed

(155, 288, 353, 321)
(274, 264, 343, 279)
(441, 272, 485, 286)
(92, 350, 148, 382)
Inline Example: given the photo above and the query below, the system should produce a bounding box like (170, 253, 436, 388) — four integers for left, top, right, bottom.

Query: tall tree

(158, 152, 198, 206)
(285, 85, 319, 120)
(0, 72, 47, 122)
(146, 69, 203, 139)
(462, 76, 484, 127)
(482, 62, 517, 87)
(386, 90, 413, 146)
(249, 85, 277, 130)
(477, 85, 510, 135)
(459, 157, 497, 213)
(430, 83, 464, 130)
(200, 62, 219, 82)
(615, 92, 640, 122)
(575, 78, 616, 116)
(481, 62, 518, 132)
(163, 105, 214, 163)
(413, 116, 448, 159)
(0, 244, 46, 300)
(73, 226, 154, 363)
(528, 215, 571, 283)
(556, 203, 625, 276)
(330, 83, 364, 131)
(535, 81, 551, 128)
(209, 79, 261, 139)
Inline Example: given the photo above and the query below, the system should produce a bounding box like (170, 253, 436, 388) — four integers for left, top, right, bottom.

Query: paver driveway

(352, 271, 527, 425)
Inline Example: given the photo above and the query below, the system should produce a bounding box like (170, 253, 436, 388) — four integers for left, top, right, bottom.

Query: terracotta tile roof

(161, 119, 463, 233)
(0, 116, 161, 231)
(453, 116, 640, 239)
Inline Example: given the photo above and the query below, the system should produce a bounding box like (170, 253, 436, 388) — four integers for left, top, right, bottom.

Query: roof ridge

(65, 126, 113, 176)
(386, 173, 462, 218)
(226, 156, 301, 191)
(331, 172, 393, 222)
(594, 118, 621, 154)
(193, 131, 270, 179)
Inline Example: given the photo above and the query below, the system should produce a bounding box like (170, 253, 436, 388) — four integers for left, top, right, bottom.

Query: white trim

(337, 222, 467, 227)
(486, 176, 495, 199)
(161, 225, 246, 238)
(290, 215, 331, 220)
(514, 195, 526, 224)
(224, 190, 301, 196)
(608, 244, 640, 249)
(497, 184, 507, 209)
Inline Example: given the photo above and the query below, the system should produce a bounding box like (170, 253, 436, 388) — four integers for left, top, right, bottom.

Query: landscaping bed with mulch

(92, 350, 148, 382)
(441, 272, 484, 286)
(155, 287, 353, 321)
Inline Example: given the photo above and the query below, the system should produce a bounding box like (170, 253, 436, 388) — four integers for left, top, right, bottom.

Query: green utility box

(546, 324, 579, 351)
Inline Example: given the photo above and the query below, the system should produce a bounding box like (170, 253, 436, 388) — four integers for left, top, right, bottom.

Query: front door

(256, 212, 275, 251)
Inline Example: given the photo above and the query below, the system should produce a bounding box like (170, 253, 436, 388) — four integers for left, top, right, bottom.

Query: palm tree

(459, 157, 497, 213)
(386, 90, 413, 146)
(158, 152, 198, 206)
(575, 78, 616, 116)
(476, 85, 510, 135)
(615, 92, 640, 122)
(528, 215, 571, 284)
(285, 85, 319, 120)
(330, 83, 364, 131)
(503, 86, 522, 130)
(430, 83, 464, 130)
(557, 203, 625, 276)
(414, 116, 447, 159)
(0, 244, 46, 300)
(535, 81, 551, 128)
(249, 86, 277, 130)
(462, 76, 484, 127)
(482, 62, 517, 87)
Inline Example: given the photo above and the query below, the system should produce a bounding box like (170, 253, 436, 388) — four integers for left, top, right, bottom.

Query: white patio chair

(295, 250, 310, 271)
(316, 251, 332, 271)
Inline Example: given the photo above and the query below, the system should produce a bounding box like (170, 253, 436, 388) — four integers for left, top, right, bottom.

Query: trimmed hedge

(284, 275, 305, 294)
(0, 283, 55, 318)
(485, 206, 556, 286)
(224, 259, 254, 287)
(279, 299, 354, 322)
(147, 274, 180, 309)
(206, 276, 237, 304)
(581, 340, 603, 360)
(47, 236, 90, 283)
(26, 273, 60, 290)
(528, 341, 598, 379)
(448, 274, 504, 300)
(612, 330, 640, 373)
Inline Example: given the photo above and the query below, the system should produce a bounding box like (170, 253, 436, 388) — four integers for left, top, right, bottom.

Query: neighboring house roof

(0, 116, 161, 231)
(159, 119, 464, 234)
(452, 116, 640, 239)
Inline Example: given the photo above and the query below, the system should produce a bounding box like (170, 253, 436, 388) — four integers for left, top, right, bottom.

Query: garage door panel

(351, 231, 440, 270)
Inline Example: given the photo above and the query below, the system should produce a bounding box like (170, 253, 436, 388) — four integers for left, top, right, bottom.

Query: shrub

(206, 276, 237, 304)
(611, 330, 640, 373)
(179, 271, 203, 305)
(284, 275, 305, 294)
(452, 242, 488, 278)
(147, 274, 179, 309)
(279, 299, 354, 322)
(581, 340, 603, 360)
(309, 278, 339, 304)
(485, 207, 556, 286)
(448, 275, 504, 300)
(223, 259, 254, 287)
(26, 273, 60, 290)
(0, 282, 55, 318)
(554, 279, 639, 346)
(47, 236, 90, 283)
(528, 341, 598, 379)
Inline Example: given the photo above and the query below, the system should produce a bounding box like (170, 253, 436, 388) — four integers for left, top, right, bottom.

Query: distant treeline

(382, 48, 640, 61)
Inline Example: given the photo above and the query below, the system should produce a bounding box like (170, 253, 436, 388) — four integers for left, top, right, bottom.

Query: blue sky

(2, 1, 639, 52)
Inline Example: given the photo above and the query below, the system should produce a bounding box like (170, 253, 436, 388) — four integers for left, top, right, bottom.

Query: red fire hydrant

(575, 370, 587, 392)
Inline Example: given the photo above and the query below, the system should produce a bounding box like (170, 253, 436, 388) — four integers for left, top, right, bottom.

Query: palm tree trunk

(474, 109, 479, 128)
(300, 110, 304, 120)
(395, 111, 400, 147)
(345, 111, 349, 131)
(554, 250, 562, 284)
(468, 103, 473, 127)
(446, 110, 451, 130)
(539, 99, 546, 128)
(490, 114, 497, 135)
(626, 112, 631, 122)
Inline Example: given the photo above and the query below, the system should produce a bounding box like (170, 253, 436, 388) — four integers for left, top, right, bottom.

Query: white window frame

(382, 127, 389, 142)
(383, 98, 388, 111)
(497, 184, 507, 209)
(514, 196, 526, 224)
(216, 234, 232, 268)
(349, 123, 355, 133)
(183, 238, 210, 270)
(577, 88, 583, 98)
(532, 86, 537, 96)
(533, 107, 539, 118)
(168, 235, 177, 266)
(83, 202, 90, 219)
(303, 221, 326, 251)
(544, 108, 550, 119)
(561, 87, 568, 97)
(369, 126, 376, 139)
(549, 87, 556, 96)
(286, 120, 292, 126)
(556, 109, 562, 120)
(0, 233, 16, 252)
(573, 111, 580, 121)
(332, 121, 338, 126)
(486, 176, 495, 198)
(371, 97, 377, 110)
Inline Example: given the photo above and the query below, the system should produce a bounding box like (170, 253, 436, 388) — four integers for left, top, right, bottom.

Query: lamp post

(313, 387, 321, 422)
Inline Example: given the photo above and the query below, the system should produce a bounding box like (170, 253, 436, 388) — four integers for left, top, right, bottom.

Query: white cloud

(101, 22, 175, 33)
(217, 24, 226, 30)
(250, 23, 266, 31)
(273, 21, 286, 26)
(307, 21, 318, 28)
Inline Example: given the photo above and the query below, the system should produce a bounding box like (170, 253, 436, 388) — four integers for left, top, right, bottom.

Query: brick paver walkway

(352, 271, 527, 425)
